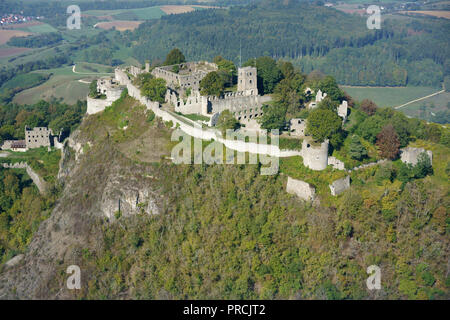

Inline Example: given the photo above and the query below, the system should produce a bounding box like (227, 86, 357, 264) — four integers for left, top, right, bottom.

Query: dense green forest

(2, 1, 448, 87)
(0, 100, 86, 142)
(0, 168, 58, 265)
(7, 33, 62, 49)
(127, 0, 448, 87)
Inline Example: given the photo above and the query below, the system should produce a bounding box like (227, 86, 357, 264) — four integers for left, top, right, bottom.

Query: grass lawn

(280, 155, 348, 199)
(13, 63, 116, 105)
(341, 86, 440, 108)
(0, 147, 61, 183)
(1, 73, 49, 91)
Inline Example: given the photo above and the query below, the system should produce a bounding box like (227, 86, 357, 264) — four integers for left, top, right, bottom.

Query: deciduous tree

(376, 124, 400, 159)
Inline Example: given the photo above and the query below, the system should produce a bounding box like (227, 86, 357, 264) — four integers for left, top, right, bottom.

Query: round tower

(301, 139, 329, 171)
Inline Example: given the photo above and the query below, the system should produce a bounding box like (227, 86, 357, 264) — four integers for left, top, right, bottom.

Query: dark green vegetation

(84, 166, 447, 300)
(140, 77, 167, 104)
(200, 71, 225, 97)
(216, 110, 240, 134)
(7, 32, 62, 48)
(131, 0, 449, 87)
(0, 100, 86, 143)
(0, 168, 57, 265)
(0, 54, 70, 89)
(163, 48, 186, 66)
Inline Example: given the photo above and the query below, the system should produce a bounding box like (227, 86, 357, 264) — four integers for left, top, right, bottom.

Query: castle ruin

(400, 147, 433, 166)
(87, 76, 125, 115)
(1, 126, 61, 152)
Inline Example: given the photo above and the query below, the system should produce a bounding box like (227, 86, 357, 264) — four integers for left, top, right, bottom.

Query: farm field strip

(340, 86, 439, 107)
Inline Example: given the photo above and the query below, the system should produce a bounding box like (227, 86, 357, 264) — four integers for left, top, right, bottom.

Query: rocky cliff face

(0, 114, 167, 299)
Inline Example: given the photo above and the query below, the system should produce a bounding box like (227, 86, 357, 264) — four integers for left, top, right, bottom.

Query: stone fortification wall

(286, 177, 315, 201)
(87, 97, 112, 115)
(2, 162, 48, 194)
(329, 176, 350, 196)
(300, 139, 329, 171)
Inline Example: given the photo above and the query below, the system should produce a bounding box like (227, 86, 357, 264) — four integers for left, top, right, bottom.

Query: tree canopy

(141, 78, 167, 103)
(306, 108, 343, 146)
(164, 48, 186, 66)
(200, 71, 225, 97)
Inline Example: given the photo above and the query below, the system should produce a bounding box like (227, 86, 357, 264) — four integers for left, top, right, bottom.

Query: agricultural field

(398, 10, 450, 19)
(0, 46, 30, 58)
(84, 6, 166, 21)
(398, 91, 450, 122)
(14, 23, 58, 33)
(13, 63, 112, 105)
(86, 5, 212, 22)
(341, 86, 440, 108)
(95, 21, 143, 31)
(0, 30, 32, 45)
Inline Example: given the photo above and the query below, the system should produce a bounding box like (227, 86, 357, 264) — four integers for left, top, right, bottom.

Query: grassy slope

(13, 63, 113, 105)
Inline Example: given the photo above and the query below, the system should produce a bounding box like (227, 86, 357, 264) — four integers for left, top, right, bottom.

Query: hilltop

(0, 90, 448, 299)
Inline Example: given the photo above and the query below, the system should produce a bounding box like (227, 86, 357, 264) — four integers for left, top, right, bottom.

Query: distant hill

(130, 0, 449, 87)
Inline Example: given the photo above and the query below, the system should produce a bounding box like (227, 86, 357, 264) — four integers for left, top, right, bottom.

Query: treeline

(129, 0, 448, 87)
(0, 54, 71, 88)
(0, 73, 50, 104)
(133, 2, 382, 62)
(7, 32, 62, 48)
(1, 0, 186, 16)
(0, 100, 86, 143)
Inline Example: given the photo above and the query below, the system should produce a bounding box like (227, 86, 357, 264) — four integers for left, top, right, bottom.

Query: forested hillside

(1, 93, 448, 299)
(130, 0, 449, 87)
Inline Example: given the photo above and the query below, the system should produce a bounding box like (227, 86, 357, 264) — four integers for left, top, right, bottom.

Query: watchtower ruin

(237, 66, 258, 96)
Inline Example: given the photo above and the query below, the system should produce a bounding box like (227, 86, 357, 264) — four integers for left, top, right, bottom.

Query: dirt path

(394, 89, 445, 109)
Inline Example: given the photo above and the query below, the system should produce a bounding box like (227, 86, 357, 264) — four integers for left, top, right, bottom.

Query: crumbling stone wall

(329, 176, 350, 196)
(300, 139, 329, 171)
(328, 156, 345, 170)
(2, 162, 48, 194)
(87, 97, 111, 115)
(286, 176, 315, 201)
(25, 127, 52, 149)
(400, 147, 433, 166)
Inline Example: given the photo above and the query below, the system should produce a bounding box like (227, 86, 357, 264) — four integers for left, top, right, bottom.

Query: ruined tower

(301, 139, 329, 171)
(238, 66, 258, 96)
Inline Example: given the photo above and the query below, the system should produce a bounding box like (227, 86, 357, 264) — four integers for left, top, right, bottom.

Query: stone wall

(329, 176, 350, 196)
(289, 118, 306, 137)
(286, 176, 315, 201)
(328, 156, 345, 170)
(152, 61, 217, 92)
(400, 147, 433, 166)
(337, 100, 348, 122)
(25, 127, 52, 149)
(300, 139, 329, 171)
(2, 162, 48, 194)
(87, 97, 112, 115)
(115, 68, 299, 157)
